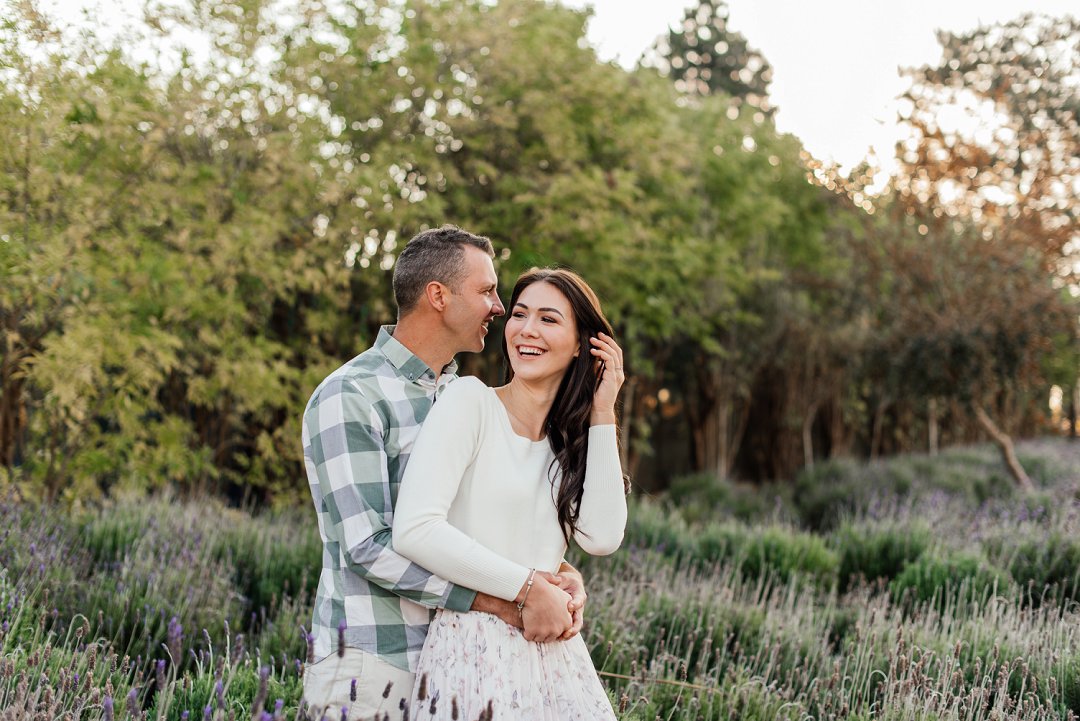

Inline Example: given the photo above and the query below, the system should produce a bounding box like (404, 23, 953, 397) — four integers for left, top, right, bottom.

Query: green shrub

(78, 506, 148, 565)
(792, 460, 865, 530)
(153, 662, 304, 721)
(215, 508, 322, 616)
(738, 526, 838, 588)
(834, 520, 931, 591)
(620, 500, 696, 561)
(890, 551, 1013, 609)
(1003, 532, 1080, 606)
(694, 523, 743, 566)
(666, 472, 790, 524)
(1063, 653, 1080, 717)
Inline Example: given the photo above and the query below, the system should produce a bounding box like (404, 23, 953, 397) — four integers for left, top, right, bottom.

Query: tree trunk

(928, 397, 939, 456)
(802, 400, 819, 470)
(0, 350, 27, 470)
(618, 376, 635, 475)
(689, 364, 750, 480)
(1069, 385, 1077, 439)
(972, 404, 1034, 491)
(870, 397, 890, 461)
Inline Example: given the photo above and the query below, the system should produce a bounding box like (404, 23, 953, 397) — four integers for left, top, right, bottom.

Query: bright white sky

(565, 0, 1078, 176)
(42, 0, 1078, 178)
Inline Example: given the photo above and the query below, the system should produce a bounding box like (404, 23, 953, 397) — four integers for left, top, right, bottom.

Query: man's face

(444, 246, 505, 353)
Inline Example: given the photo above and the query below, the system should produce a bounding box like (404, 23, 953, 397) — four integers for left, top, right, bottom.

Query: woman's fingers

(589, 333, 624, 370)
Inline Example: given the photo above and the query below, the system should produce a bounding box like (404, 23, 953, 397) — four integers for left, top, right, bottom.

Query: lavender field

(3, 440, 1080, 721)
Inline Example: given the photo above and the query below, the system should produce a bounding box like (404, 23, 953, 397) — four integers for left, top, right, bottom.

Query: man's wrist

(470, 592, 524, 628)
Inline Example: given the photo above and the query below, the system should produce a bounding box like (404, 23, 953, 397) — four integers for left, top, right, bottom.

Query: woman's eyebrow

(513, 302, 565, 318)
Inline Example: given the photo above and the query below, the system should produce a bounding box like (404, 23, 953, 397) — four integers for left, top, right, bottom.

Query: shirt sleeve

(393, 379, 532, 602)
(573, 424, 627, 555)
(304, 377, 476, 612)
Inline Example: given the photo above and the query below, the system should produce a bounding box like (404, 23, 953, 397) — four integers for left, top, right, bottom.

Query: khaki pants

(303, 649, 415, 721)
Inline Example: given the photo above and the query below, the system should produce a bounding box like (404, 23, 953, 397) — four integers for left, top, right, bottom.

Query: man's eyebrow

(513, 302, 565, 318)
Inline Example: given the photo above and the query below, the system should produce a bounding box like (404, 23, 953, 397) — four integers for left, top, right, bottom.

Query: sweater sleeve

(393, 378, 532, 602)
(573, 424, 627, 555)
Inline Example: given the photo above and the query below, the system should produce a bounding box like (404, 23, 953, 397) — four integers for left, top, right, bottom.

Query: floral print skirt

(410, 609, 617, 721)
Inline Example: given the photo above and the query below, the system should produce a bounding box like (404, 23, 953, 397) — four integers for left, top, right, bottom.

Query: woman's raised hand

(589, 332, 625, 425)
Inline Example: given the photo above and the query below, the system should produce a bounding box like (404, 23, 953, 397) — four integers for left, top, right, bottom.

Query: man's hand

(519, 576, 572, 642)
(469, 592, 523, 629)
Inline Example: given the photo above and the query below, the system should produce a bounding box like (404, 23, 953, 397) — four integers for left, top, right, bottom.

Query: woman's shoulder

(440, 375, 495, 406)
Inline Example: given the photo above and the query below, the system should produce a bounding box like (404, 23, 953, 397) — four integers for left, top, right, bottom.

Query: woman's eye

(542, 317, 556, 323)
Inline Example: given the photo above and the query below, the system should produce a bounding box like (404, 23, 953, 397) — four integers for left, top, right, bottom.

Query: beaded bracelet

(516, 568, 538, 615)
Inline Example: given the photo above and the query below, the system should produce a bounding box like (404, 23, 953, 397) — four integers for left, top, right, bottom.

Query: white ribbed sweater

(393, 376, 627, 602)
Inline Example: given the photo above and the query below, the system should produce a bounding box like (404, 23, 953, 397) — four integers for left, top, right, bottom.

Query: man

(301, 225, 586, 720)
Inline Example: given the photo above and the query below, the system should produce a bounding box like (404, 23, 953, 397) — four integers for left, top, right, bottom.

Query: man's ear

(425, 281, 450, 312)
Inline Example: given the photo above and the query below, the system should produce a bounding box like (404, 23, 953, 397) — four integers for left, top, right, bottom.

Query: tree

(855, 205, 1077, 489)
(895, 14, 1079, 277)
(890, 12, 1080, 485)
(647, 0, 773, 115)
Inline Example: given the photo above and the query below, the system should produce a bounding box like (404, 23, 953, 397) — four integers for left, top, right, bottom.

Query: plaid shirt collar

(375, 325, 459, 383)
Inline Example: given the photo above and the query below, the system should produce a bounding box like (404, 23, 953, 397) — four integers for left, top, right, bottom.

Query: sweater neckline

(488, 387, 550, 447)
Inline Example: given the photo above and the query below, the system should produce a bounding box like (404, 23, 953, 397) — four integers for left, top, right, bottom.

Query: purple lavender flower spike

(337, 619, 347, 658)
(180, 713, 189, 721)
(103, 695, 114, 721)
(203, 705, 212, 720)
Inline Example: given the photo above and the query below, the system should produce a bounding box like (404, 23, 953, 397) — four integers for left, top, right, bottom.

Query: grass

(2, 437, 1080, 720)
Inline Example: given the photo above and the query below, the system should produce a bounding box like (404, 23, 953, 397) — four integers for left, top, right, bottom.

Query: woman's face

(504, 281, 580, 383)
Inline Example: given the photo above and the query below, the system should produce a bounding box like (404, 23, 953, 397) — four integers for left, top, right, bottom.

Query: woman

(393, 267, 628, 720)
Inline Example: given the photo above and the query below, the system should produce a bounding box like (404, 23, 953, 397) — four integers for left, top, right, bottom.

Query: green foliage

(650, 0, 773, 108)
(1064, 653, 1080, 717)
(834, 519, 931, 591)
(791, 444, 1027, 529)
(989, 530, 1080, 606)
(1, 0, 1074, 503)
(667, 472, 790, 524)
(890, 551, 1013, 609)
(736, 526, 838, 587)
(7, 467, 1080, 721)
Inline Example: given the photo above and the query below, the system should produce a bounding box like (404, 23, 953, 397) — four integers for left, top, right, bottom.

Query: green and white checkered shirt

(302, 326, 477, 671)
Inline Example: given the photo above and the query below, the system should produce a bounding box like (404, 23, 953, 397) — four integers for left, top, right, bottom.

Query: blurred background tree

(0, 0, 1076, 504)
(647, 0, 774, 117)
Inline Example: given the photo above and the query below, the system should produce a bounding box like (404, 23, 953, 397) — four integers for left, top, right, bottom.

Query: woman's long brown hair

(501, 268, 617, 546)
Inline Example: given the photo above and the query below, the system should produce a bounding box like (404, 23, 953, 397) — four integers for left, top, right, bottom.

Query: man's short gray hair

(393, 225, 495, 316)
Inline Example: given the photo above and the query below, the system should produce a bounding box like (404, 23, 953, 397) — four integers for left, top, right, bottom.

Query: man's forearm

(470, 592, 524, 628)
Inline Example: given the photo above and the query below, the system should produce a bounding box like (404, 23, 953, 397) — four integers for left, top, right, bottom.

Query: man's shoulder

(306, 347, 395, 411)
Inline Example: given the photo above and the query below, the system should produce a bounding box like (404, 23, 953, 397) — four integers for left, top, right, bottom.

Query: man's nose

(492, 297, 506, 316)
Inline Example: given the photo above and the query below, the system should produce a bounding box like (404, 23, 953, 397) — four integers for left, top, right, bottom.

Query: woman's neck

(496, 377, 560, 441)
